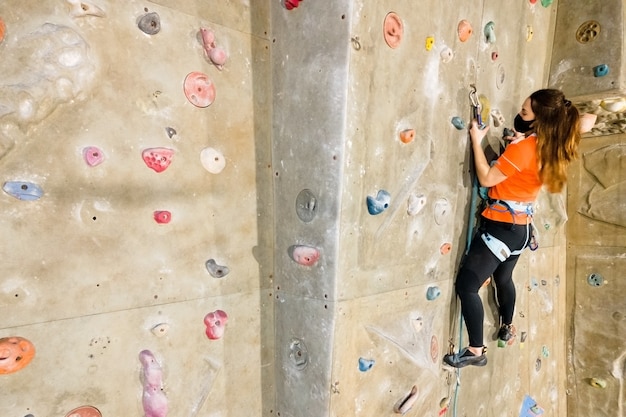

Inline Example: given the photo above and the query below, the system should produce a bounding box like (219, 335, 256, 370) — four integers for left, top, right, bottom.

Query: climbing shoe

(443, 346, 487, 368)
(498, 324, 514, 342)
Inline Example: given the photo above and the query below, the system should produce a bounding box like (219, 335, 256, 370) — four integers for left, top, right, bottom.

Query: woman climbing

(443, 89, 581, 368)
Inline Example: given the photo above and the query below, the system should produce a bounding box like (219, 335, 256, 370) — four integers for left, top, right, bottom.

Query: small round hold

(491, 51, 499, 61)
(150, 323, 170, 337)
(399, 129, 415, 144)
(153, 210, 171, 224)
(426, 286, 441, 301)
(451, 116, 465, 130)
(440, 46, 454, 63)
(137, 12, 161, 35)
(200, 147, 226, 174)
(83, 146, 105, 167)
(590, 378, 607, 388)
(440, 243, 452, 255)
(593, 64, 609, 77)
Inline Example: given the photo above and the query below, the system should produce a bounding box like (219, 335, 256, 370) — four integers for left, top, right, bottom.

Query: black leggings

(455, 218, 530, 348)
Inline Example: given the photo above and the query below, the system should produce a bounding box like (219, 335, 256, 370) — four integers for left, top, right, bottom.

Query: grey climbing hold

(587, 273, 604, 287)
(3, 181, 44, 201)
(137, 12, 161, 35)
(289, 338, 308, 370)
(366, 190, 391, 215)
(484, 21, 496, 43)
(451, 116, 465, 130)
(205, 259, 230, 278)
(295, 189, 318, 223)
(593, 64, 609, 77)
(426, 286, 441, 300)
(165, 127, 176, 138)
(358, 357, 375, 372)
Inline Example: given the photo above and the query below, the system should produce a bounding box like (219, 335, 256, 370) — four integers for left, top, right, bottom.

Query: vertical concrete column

(271, 1, 352, 416)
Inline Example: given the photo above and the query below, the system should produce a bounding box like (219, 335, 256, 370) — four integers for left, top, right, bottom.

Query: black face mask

(514, 114, 535, 133)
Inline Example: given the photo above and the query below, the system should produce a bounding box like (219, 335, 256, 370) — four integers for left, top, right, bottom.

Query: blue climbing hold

(451, 116, 466, 130)
(426, 286, 441, 301)
(358, 357, 375, 372)
(2, 181, 44, 201)
(366, 190, 391, 215)
(593, 64, 609, 77)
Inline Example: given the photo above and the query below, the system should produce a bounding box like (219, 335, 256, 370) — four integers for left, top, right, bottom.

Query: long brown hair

(530, 89, 581, 193)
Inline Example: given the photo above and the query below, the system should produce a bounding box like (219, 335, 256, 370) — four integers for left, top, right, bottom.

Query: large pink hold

(83, 146, 105, 167)
(139, 350, 168, 417)
(289, 245, 320, 266)
(204, 309, 228, 340)
(142, 148, 174, 173)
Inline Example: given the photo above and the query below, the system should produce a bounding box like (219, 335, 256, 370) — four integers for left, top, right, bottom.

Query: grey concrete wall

(271, 1, 351, 415)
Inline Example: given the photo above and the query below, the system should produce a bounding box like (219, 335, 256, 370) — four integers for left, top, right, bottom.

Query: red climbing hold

(289, 245, 320, 266)
(285, 0, 302, 10)
(142, 148, 174, 173)
(153, 211, 171, 224)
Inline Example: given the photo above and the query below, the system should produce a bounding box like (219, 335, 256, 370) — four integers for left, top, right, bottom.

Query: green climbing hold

(541, 0, 553, 7)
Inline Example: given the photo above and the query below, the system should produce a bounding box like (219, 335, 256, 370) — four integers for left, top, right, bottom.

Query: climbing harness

(481, 198, 539, 260)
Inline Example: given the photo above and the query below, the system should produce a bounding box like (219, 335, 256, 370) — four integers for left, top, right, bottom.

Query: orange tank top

(482, 134, 542, 224)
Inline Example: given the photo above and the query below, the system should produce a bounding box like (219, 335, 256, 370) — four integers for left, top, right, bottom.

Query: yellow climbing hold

(425, 36, 435, 51)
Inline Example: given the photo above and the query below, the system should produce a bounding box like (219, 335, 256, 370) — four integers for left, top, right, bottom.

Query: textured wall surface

(566, 132, 626, 417)
(1, 0, 618, 416)
(0, 0, 274, 415)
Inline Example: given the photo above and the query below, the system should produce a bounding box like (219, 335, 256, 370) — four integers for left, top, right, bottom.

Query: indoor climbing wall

(548, 1, 626, 416)
(273, 1, 568, 417)
(0, 1, 274, 416)
(565, 133, 626, 417)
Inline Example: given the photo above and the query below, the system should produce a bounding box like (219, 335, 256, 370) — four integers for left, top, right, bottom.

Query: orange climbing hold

(399, 129, 415, 144)
(0, 337, 36, 374)
(457, 19, 473, 42)
(383, 12, 403, 49)
(64, 406, 102, 417)
(440, 243, 452, 255)
(0, 18, 6, 44)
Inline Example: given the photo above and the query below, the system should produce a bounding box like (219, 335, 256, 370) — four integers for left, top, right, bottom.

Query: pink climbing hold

(199, 27, 227, 70)
(383, 12, 404, 49)
(153, 211, 171, 224)
(204, 309, 228, 340)
(142, 147, 174, 173)
(83, 146, 105, 167)
(183, 71, 216, 108)
(139, 350, 168, 417)
(289, 245, 320, 266)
